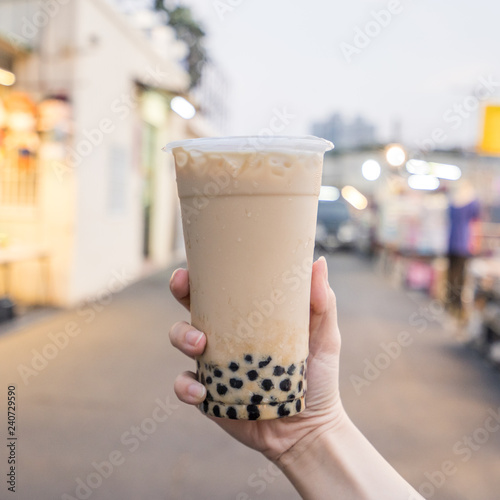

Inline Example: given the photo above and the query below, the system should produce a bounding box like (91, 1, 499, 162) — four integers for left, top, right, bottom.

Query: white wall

(67, 0, 189, 303)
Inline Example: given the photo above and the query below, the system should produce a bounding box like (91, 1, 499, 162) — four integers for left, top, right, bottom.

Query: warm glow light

(386, 145, 406, 167)
(341, 185, 368, 210)
(408, 175, 440, 190)
(319, 185, 340, 201)
(0, 68, 15, 86)
(170, 96, 196, 119)
(361, 159, 381, 181)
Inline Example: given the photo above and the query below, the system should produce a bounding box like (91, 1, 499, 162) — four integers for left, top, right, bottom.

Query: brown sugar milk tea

(164, 136, 333, 420)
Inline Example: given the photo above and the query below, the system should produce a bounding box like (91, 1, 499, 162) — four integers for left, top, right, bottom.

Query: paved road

(1, 253, 499, 500)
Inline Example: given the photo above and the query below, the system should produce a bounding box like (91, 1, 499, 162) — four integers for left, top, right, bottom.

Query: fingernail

(169, 268, 180, 288)
(186, 329, 204, 347)
(188, 383, 206, 399)
(318, 256, 329, 281)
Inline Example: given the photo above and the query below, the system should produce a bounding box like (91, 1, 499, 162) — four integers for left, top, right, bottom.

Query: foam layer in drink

(174, 147, 323, 419)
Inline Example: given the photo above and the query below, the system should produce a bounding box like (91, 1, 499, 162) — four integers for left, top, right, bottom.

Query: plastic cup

(164, 136, 333, 420)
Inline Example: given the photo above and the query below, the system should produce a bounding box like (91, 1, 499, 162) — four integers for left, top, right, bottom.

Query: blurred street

(1, 252, 499, 500)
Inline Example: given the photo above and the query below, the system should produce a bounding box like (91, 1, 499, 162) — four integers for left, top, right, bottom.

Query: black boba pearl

(229, 362, 239, 372)
(244, 354, 253, 363)
(226, 407, 237, 419)
(298, 380, 303, 392)
(247, 405, 260, 420)
(287, 393, 295, 401)
(278, 404, 290, 417)
(247, 370, 258, 381)
(206, 376, 213, 385)
(273, 366, 285, 376)
(296, 399, 302, 412)
(202, 400, 209, 413)
(251, 394, 263, 404)
(206, 390, 214, 401)
(196, 360, 200, 369)
(261, 379, 274, 391)
(214, 368, 223, 378)
(259, 356, 272, 368)
(270, 401, 279, 406)
(287, 364, 296, 375)
(300, 364, 305, 375)
(200, 373, 205, 385)
(229, 378, 243, 389)
(213, 405, 221, 418)
(216, 384, 228, 395)
(280, 379, 292, 391)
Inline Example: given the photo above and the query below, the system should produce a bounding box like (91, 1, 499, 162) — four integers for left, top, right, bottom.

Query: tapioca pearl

(247, 405, 260, 420)
(280, 379, 292, 391)
(229, 378, 243, 389)
(206, 390, 214, 401)
(270, 401, 279, 406)
(287, 364, 296, 375)
(216, 384, 228, 396)
(298, 380, 303, 392)
(226, 407, 237, 419)
(202, 400, 209, 413)
(278, 404, 290, 417)
(213, 405, 221, 418)
(247, 370, 258, 381)
(287, 393, 295, 401)
(273, 366, 285, 376)
(229, 362, 239, 372)
(206, 376, 213, 385)
(261, 379, 274, 391)
(295, 399, 302, 412)
(259, 356, 272, 368)
(300, 364, 305, 375)
(251, 394, 263, 404)
(244, 354, 253, 363)
(196, 360, 200, 369)
(214, 368, 223, 378)
(200, 373, 205, 385)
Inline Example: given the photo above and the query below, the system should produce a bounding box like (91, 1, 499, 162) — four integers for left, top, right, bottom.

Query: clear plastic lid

(163, 135, 334, 154)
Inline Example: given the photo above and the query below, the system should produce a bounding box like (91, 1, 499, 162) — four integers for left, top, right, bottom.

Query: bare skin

(169, 257, 424, 499)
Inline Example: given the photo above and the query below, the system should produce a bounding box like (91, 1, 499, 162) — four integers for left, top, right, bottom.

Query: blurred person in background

(446, 179, 481, 319)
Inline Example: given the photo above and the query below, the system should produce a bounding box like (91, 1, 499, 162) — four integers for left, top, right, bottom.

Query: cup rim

(162, 135, 334, 153)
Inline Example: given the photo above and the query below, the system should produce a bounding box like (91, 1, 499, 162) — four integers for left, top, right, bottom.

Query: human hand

(169, 256, 346, 463)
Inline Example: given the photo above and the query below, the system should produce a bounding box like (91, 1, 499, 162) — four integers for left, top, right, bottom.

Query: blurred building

(0, 0, 212, 307)
(312, 112, 377, 150)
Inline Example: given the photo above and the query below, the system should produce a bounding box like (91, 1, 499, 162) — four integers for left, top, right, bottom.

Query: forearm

(276, 414, 424, 500)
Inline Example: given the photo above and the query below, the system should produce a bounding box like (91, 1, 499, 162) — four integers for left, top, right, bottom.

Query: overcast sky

(180, 0, 500, 150)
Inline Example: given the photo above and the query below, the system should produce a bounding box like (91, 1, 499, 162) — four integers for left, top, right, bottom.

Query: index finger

(170, 268, 191, 311)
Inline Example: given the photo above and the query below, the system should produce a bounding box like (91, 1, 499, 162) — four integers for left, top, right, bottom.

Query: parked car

(315, 199, 356, 252)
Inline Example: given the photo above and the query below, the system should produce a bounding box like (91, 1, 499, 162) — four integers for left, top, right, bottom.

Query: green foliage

(154, 1, 207, 88)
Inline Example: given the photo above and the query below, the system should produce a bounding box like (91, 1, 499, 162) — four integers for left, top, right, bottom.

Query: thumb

(309, 257, 341, 357)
